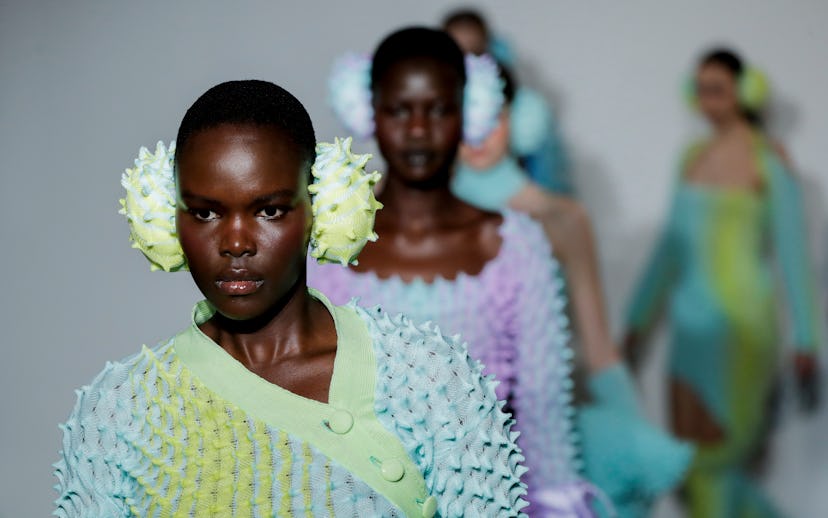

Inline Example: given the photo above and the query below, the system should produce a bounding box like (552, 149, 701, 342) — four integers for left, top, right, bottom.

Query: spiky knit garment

(309, 211, 585, 513)
(54, 290, 528, 517)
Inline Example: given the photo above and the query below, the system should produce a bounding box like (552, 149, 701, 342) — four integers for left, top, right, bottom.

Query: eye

(189, 208, 219, 222)
(430, 104, 447, 117)
(385, 105, 409, 118)
(257, 206, 286, 220)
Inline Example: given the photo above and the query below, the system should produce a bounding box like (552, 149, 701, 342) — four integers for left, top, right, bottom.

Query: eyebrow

(180, 191, 221, 205)
(250, 190, 297, 205)
(180, 189, 296, 206)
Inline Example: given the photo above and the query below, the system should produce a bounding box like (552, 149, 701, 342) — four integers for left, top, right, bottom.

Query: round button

(328, 410, 353, 434)
(421, 496, 438, 518)
(380, 458, 405, 482)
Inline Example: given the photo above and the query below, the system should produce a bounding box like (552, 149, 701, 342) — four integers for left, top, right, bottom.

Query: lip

(215, 270, 264, 296)
(402, 149, 435, 168)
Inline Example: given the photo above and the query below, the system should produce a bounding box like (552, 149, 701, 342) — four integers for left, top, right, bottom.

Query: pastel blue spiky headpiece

(329, 52, 504, 146)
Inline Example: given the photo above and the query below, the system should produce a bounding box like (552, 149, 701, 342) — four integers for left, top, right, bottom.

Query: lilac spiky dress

(309, 211, 594, 513)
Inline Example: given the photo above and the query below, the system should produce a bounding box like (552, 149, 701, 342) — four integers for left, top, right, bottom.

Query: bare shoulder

(473, 208, 506, 256)
(543, 195, 593, 236)
(531, 196, 596, 266)
(769, 138, 795, 169)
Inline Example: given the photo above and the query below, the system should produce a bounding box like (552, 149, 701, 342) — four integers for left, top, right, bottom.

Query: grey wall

(2, 1, 827, 516)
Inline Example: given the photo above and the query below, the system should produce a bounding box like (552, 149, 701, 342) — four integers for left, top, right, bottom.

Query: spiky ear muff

(308, 137, 383, 266)
(121, 138, 383, 271)
(683, 66, 769, 112)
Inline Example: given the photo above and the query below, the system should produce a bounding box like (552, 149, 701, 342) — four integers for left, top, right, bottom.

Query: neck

(712, 114, 752, 136)
(206, 275, 323, 367)
(378, 169, 465, 232)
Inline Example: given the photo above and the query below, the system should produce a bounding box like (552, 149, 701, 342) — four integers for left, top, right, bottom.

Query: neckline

(332, 209, 521, 287)
(173, 289, 431, 515)
(679, 181, 763, 199)
(680, 131, 770, 199)
(175, 288, 375, 424)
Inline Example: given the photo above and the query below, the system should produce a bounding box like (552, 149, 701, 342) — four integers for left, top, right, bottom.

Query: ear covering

(462, 53, 505, 145)
(682, 76, 699, 111)
(738, 67, 769, 111)
(308, 137, 383, 266)
(329, 52, 504, 146)
(329, 53, 375, 141)
(120, 138, 382, 271)
(684, 65, 769, 111)
(119, 141, 187, 272)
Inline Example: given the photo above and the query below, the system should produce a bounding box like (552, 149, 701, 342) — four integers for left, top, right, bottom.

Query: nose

(406, 109, 428, 139)
(220, 215, 256, 257)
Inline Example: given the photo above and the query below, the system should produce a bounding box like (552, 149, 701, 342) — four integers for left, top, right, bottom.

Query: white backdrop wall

(2, 2, 826, 516)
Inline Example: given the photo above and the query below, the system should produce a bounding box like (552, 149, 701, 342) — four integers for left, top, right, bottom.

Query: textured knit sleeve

(627, 147, 702, 332)
(627, 144, 707, 332)
(761, 146, 822, 350)
(510, 215, 582, 496)
(54, 362, 134, 517)
(361, 306, 529, 517)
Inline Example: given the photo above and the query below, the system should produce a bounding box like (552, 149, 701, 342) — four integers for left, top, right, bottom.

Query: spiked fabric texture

(328, 52, 374, 140)
(119, 141, 187, 272)
(462, 54, 505, 146)
(308, 211, 584, 508)
(361, 305, 529, 516)
(53, 342, 406, 517)
(309, 137, 383, 266)
(54, 294, 529, 516)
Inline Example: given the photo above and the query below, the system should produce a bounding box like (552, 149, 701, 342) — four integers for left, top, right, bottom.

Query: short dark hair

(370, 27, 466, 93)
(442, 8, 489, 38)
(175, 80, 316, 168)
(700, 48, 744, 78)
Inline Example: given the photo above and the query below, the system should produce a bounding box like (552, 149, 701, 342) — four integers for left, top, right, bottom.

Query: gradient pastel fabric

(309, 211, 582, 510)
(627, 138, 821, 517)
(54, 291, 527, 517)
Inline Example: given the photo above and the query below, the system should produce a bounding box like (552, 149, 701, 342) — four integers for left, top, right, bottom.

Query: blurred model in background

(315, 26, 596, 516)
(443, 8, 573, 195)
(625, 48, 822, 518)
(449, 49, 693, 518)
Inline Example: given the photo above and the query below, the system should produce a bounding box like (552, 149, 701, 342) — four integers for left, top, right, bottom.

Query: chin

(400, 162, 454, 185)
(392, 163, 437, 183)
(466, 157, 495, 170)
(210, 300, 264, 321)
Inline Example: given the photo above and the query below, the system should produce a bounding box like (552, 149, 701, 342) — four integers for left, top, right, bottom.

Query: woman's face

(373, 59, 464, 185)
(446, 21, 487, 55)
(695, 63, 741, 124)
(176, 124, 312, 321)
(460, 110, 510, 170)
